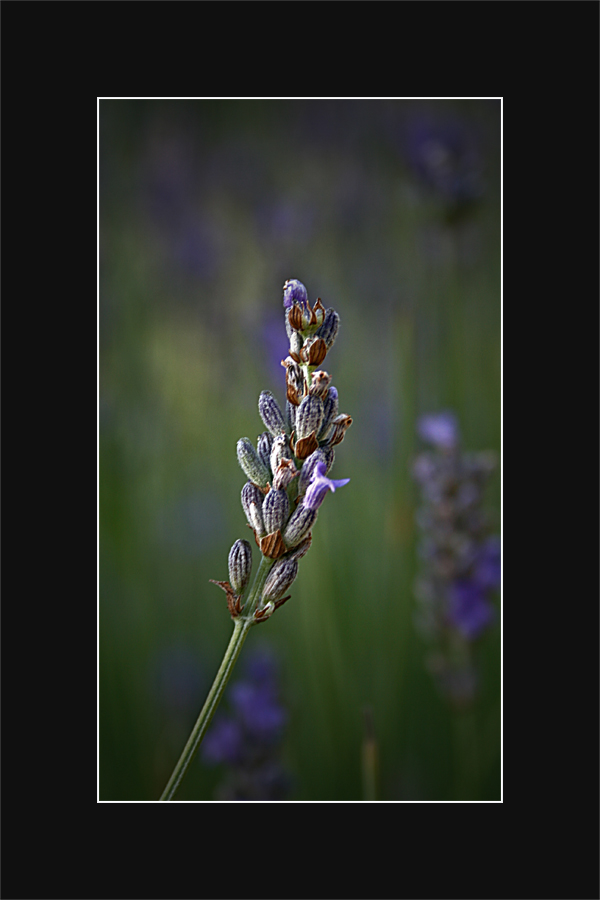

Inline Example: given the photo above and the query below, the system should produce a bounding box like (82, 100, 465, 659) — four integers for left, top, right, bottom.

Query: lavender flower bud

(318, 386, 339, 440)
(262, 488, 290, 535)
(316, 308, 340, 350)
(259, 391, 288, 437)
(270, 433, 292, 474)
(283, 279, 308, 311)
(263, 557, 299, 602)
(228, 539, 253, 594)
(257, 432, 274, 476)
(237, 437, 270, 489)
(282, 503, 318, 548)
(284, 533, 312, 561)
(241, 482, 266, 537)
(295, 394, 324, 441)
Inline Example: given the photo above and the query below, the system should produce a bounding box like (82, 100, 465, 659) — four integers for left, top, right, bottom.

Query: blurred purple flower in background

(448, 580, 495, 640)
(473, 536, 501, 592)
(140, 129, 233, 287)
(412, 412, 500, 707)
(201, 645, 291, 800)
(402, 113, 485, 211)
(417, 411, 459, 452)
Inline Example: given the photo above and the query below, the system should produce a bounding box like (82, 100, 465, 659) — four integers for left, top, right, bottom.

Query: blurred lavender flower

(403, 113, 484, 213)
(140, 130, 232, 287)
(201, 646, 291, 800)
(417, 411, 459, 452)
(412, 412, 500, 707)
(472, 536, 501, 591)
(447, 580, 495, 640)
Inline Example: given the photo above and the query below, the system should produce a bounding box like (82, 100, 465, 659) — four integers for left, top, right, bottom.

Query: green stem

(159, 554, 274, 801)
(159, 617, 250, 801)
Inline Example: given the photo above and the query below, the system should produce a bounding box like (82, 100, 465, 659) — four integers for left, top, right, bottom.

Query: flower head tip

(283, 279, 308, 310)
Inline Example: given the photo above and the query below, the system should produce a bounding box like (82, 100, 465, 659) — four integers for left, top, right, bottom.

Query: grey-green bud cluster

(241, 481, 266, 537)
(237, 437, 270, 489)
(214, 279, 351, 625)
(283, 503, 318, 548)
(285, 533, 312, 561)
(263, 557, 299, 602)
(257, 431, 273, 472)
(259, 391, 288, 437)
(316, 308, 340, 350)
(262, 488, 290, 535)
(295, 394, 324, 441)
(228, 539, 252, 594)
(318, 386, 339, 441)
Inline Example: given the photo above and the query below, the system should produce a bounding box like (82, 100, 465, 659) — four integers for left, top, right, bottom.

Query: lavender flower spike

(304, 461, 350, 511)
(159, 279, 352, 801)
(412, 410, 499, 710)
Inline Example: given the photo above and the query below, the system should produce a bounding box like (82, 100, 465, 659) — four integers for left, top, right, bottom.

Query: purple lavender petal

(304, 461, 350, 511)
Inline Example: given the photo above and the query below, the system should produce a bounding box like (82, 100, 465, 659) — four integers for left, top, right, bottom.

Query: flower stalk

(159, 617, 251, 801)
(159, 279, 351, 800)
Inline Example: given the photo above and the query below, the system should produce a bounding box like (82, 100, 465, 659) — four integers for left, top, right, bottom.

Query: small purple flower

(417, 411, 459, 451)
(473, 536, 501, 591)
(403, 113, 484, 208)
(229, 681, 287, 743)
(304, 461, 350, 511)
(412, 410, 499, 708)
(282, 278, 308, 310)
(201, 646, 291, 799)
(447, 580, 495, 639)
(202, 716, 243, 765)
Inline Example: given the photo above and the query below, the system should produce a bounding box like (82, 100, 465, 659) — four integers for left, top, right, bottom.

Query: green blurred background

(99, 98, 501, 801)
